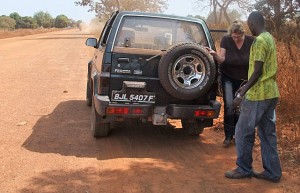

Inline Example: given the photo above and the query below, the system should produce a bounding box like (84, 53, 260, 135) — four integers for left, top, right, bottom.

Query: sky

(0, 0, 208, 23)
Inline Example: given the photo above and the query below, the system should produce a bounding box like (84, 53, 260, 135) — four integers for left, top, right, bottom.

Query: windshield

(114, 16, 208, 50)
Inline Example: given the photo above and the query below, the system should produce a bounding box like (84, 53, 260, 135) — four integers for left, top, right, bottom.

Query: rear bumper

(94, 94, 221, 119)
(167, 100, 221, 118)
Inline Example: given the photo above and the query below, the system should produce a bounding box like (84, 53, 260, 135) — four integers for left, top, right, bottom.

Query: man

(224, 11, 282, 183)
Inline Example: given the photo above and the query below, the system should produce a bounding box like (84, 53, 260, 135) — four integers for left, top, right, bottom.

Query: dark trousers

(221, 73, 245, 137)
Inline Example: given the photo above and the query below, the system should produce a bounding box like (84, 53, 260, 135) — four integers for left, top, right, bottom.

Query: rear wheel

(181, 119, 205, 136)
(91, 101, 110, 138)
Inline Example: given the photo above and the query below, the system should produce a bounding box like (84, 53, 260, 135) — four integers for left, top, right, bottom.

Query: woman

(207, 21, 254, 146)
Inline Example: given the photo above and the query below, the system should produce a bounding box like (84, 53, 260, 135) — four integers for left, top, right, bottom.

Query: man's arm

(238, 61, 263, 96)
(233, 61, 263, 108)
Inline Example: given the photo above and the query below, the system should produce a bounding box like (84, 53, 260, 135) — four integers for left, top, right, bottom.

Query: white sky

(0, 0, 208, 23)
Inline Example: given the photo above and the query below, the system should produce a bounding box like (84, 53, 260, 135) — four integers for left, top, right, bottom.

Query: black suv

(85, 11, 221, 138)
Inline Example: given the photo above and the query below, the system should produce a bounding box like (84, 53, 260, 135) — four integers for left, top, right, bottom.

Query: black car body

(85, 11, 221, 137)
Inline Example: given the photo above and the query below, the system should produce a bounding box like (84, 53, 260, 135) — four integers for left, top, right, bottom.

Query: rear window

(114, 16, 208, 50)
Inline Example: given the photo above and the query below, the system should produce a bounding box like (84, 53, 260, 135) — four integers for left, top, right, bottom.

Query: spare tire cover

(158, 42, 216, 100)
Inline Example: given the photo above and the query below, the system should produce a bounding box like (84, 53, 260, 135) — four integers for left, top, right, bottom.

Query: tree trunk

(273, 0, 282, 32)
(116, 0, 121, 10)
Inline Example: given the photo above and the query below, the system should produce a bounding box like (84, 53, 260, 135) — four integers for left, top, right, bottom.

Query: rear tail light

(106, 107, 129, 115)
(106, 107, 144, 115)
(194, 110, 215, 117)
(132, 108, 143, 114)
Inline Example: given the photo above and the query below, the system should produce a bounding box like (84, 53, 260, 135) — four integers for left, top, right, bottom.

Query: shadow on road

(19, 164, 277, 193)
(23, 100, 207, 160)
(20, 100, 287, 193)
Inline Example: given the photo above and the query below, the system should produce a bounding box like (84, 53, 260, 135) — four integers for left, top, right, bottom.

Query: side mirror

(85, 38, 98, 48)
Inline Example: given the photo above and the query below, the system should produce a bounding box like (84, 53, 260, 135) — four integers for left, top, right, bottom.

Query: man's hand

(236, 85, 247, 97)
(233, 90, 244, 111)
(233, 97, 242, 110)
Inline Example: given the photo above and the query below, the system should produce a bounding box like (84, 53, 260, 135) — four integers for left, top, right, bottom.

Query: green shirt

(246, 32, 280, 101)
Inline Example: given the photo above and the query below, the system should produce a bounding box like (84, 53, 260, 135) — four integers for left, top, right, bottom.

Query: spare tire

(158, 42, 216, 100)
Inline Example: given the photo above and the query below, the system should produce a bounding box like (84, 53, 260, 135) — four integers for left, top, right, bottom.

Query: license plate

(112, 92, 155, 103)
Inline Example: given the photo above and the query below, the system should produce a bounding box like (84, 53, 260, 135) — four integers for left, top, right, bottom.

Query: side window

(99, 12, 118, 46)
(98, 20, 110, 46)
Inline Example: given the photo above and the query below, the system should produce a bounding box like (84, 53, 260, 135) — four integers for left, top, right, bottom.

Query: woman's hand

(205, 47, 225, 64)
(205, 47, 217, 55)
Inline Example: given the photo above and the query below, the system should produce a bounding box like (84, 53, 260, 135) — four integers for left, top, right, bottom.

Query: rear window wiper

(146, 50, 166, 62)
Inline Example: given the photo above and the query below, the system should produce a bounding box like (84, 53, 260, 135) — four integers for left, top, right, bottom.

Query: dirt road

(0, 29, 299, 193)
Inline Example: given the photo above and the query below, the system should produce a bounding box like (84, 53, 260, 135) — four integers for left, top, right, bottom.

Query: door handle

(117, 58, 130, 62)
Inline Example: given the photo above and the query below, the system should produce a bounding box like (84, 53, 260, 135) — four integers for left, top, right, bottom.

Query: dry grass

(276, 41, 300, 165)
(0, 28, 63, 39)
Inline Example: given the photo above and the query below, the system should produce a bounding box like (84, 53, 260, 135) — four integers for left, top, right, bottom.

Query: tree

(9, 12, 22, 29)
(254, 0, 300, 32)
(18, 16, 38, 29)
(195, 0, 253, 24)
(68, 19, 79, 28)
(54, 15, 69, 28)
(206, 9, 242, 24)
(187, 15, 206, 20)
(76, 20, 83, 28)
(75, 0, 168, 21)
(0, 16, 16, 29)
(34, 11, 54, 28)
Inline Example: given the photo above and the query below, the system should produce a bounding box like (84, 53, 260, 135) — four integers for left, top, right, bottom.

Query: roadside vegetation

(0, 11, 82, 31)
(0, 11, 84, 39)
(0, 28, 64, 39)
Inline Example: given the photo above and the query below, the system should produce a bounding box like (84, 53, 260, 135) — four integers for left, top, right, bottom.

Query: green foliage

(34, 11, 54, 28)
(0, 16, 16, 29)
(75, 0, 168, 21)
(9, 12, 22, 28)
(9, 12, 21, 21)
(54, 15, 69, 28)
(18, 16, 38, 29)
(254, 0, 300, 31)
(5, 12, 82, 29)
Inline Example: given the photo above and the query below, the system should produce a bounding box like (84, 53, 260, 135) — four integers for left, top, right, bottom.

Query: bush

(54, 15, 69, 28)
(0, 16, 16, 30)
(18, 16, 38, 29)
